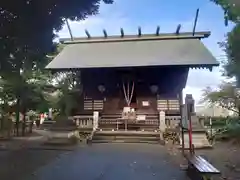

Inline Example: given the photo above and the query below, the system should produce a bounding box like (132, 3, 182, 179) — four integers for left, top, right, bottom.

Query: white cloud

(187, 68, 223, 88)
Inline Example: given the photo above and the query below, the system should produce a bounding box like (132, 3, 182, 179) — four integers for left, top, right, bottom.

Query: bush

(203, 116, 239, 128)
(214, 120, 240, 141)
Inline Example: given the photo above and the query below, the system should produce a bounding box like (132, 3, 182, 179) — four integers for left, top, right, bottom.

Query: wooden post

(103, 29, 108, 38)
(179, 91, 185, 154)
(120, 28, 124, 37)
(210, 117, 213, 143)
(85, 29, 91, 38)
(156, 26, 160, 36)
(138, 27, 142, 37)
(65, 19, 73, 41)
(186, 99, 193, 154)
(176, 24, 181, 35)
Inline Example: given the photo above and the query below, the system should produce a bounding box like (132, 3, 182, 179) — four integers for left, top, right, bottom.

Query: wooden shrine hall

(46, 26, 218, 131)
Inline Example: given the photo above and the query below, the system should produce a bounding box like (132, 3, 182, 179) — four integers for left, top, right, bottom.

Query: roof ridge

(60, 31, 211, 44)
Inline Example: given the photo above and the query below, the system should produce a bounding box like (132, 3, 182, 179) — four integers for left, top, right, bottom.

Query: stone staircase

(179, 131, 212, 149)
(90, 130, 163, 144)
(179, 115, 212, 149)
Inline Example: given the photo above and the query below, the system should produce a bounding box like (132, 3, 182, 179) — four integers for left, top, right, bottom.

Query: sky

(57, 0, 234, 104)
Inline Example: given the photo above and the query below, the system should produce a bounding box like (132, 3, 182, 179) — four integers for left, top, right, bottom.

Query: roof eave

(46, 63, 219, 71)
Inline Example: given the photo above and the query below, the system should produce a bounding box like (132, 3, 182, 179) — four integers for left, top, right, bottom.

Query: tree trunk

(238, 106, 240, 117)
(15, 97, 20, 136)
(22, 109, 26, 136)
(15, 62, 22, 136)
(29, 116, 33, 133)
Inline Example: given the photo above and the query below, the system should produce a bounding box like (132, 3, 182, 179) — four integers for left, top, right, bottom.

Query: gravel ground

(0, 147, 71, 180)
(196, 141, 240, 180)
(27, 143, 188, 180)
(0, 141, 188, 180)
(0, 131, 77, 180)
(157, 140, 240, 180)
(2, 139, 238, 180)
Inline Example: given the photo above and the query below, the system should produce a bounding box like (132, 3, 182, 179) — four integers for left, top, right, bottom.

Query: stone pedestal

(159, 111, 166, 132)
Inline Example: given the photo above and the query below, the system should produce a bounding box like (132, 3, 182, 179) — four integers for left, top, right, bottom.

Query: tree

(222, 25, 240, 86)
(211, 0, 240, 86)
(48, 70, 82, 117)
(0, 0, 113, 135)
(202, 82, 240, 116)
(0, 0, 113, 69)
(211, 0, 240, 24)
(0, 69, 53, 135)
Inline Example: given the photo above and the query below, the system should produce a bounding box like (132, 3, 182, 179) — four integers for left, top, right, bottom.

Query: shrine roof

(46, 31, 219, 70)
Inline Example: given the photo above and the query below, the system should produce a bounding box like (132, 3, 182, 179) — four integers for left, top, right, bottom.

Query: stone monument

(180, 94, 211, 149)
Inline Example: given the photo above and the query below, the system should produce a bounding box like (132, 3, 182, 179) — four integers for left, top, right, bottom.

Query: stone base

(44, 130, 80, 146)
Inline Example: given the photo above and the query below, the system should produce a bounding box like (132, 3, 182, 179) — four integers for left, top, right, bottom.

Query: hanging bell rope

(129, 82, 135, 105)
(127, 82, 130, 104)
(122, 82, 129, 105)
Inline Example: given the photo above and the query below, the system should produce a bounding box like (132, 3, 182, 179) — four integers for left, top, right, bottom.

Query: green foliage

(214, 119, 240, 141)
(0, 1, 113, 135)
(204, 1, 240, 141)
(211, 0, 240, 24)
(49, 71, 82, 116)
(203, 116, 239, 127)
(211, 0, 240, 85)
(201, 83, 240, 115)
(223, 24, 240, 86)
(0, 0, 113, 70)
(0, 70, 52, 113)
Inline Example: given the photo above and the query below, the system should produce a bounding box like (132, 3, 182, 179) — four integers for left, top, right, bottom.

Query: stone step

(90, 139, 160, 144)
(91, 130, 163, 144)
(92, 135, 160, 141)
(179, 132, 211, 149)
(94, 131, 160, 136)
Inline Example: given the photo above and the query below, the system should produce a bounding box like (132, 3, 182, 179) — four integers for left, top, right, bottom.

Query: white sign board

(142, 101, 149, 106)
(137, 115, 146, 121)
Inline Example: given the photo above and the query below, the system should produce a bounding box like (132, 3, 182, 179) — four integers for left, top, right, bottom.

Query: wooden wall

(76, 66, 188, 115)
